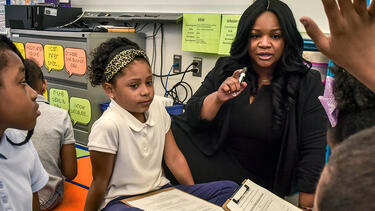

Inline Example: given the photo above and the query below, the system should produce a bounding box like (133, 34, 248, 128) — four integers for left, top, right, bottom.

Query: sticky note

(182, 14, 221, 54)
(49, 88, 69, 111)
(69, 97, 91, 125)
(44, 44, 64, 72)
(25, 42, 44, 67)
(64, 48, 87, 76)
(218, 15, 241, 55)
(13, 42, 25, 59)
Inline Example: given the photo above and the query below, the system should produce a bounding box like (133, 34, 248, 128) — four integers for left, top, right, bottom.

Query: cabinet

(10, 29, 146, 145)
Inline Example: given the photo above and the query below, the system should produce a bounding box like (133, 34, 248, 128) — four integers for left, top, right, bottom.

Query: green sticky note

(76, 148, 89, 158)
(218, 14, 241, 55)
(182, 14, 221, 54)
(49, 88, 69, 111)
(69, 97, 91, 125)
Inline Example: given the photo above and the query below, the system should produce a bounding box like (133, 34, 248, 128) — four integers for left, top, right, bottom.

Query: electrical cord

(153, 62, 198, 104)
(56, 11, 86, 28)
(164, 64, 177, 97)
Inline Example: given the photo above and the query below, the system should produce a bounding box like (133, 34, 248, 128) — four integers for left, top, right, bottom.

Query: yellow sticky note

(218, 15, 241, 55)
(44, 44, 64, 72)
(69, 97, 91, 125)
(25, 42, 44, 67)
(13, 42, 25, 59)
(182, 14, 221, 54)
(49, 88, 69, 111)
(64, 48, 87, 76)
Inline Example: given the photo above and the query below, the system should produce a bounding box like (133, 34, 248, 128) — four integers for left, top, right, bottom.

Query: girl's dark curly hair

(88, 37, 148, 86)
(329, 65, 375, 145)
(224, 0, 311, 129)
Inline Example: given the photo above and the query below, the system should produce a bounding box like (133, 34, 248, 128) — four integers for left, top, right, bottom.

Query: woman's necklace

(259, 79, 272, 85)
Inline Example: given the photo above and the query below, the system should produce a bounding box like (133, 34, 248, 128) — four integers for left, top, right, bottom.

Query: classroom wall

(71, 0, 329, 99)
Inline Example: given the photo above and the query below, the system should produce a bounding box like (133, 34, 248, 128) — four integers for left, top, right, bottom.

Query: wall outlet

(192, 57, 202, 77)
(173, 54, 182, 73)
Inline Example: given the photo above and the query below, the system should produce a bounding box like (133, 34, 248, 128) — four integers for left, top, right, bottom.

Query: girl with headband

(84, 37, 238, 211)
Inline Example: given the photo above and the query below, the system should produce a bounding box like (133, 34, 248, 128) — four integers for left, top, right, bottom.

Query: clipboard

(121, 187, 223, 210)
(222, 179, 301, 211)
(222, 179, 249, 211)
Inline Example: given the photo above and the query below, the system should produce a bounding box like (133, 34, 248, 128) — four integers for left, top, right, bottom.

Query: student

(314, 127, 375, 211)
(84, 37, 238, 211)
(0, 35, 49, 211)
(325, 65, 375, 149)
(301, 0, 375, 93)
(24, 59, 77, 210)
(171, 0, 327, 209)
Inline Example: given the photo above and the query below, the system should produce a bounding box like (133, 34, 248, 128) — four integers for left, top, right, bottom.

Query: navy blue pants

(103, 180, 238, 211)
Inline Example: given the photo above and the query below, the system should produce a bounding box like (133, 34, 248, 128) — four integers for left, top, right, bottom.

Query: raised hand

(300, 0, 375, 92)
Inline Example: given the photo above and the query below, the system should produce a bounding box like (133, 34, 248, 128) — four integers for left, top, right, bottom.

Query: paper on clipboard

(223, 179, 301, 211)
(121, 187, 223, 211)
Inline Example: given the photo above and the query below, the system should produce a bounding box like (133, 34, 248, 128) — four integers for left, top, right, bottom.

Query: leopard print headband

(104, 49, 149, 82)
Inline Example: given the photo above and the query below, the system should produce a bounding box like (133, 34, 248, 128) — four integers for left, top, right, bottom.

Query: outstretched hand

(216, 69, 247, 103)
(300, 0, 375, 92)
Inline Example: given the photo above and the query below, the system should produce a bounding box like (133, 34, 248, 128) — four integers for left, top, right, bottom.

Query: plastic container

(165, 104, 184, 116)
(100, 102, 184, 116)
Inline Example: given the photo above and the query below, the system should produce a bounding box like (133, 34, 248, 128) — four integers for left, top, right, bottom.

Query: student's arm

(163, 129, 194, 185)
(84, 150, 115, 211)
(299, 192, 314, 211)
(61, 143, 77, 180)
(32, 192, 41, 211)
(300, 0, 375, 93)
(201, 70, 246, 121)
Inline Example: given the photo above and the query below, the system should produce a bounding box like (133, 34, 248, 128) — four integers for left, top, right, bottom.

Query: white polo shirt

(0, 129, 49, 211)
(88, 96, 171, 209)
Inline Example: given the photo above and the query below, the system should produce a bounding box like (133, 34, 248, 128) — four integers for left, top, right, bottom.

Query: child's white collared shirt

(88, 96, 171, 209)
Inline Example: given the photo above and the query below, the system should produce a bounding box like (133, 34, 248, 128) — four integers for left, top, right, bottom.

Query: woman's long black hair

(227, 0, 311, 129)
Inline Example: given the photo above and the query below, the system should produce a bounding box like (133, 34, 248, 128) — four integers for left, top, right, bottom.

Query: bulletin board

(72, 0, 329, 33)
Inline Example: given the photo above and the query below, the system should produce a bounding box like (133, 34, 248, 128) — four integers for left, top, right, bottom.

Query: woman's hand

(300, 0, 375, 92)
(201, 69, 247, 121)
(216, 69, 247, 103)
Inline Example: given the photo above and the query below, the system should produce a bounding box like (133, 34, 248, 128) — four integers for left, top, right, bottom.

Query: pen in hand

(232, 67, 247, 97)
(238, 67, 247, 83)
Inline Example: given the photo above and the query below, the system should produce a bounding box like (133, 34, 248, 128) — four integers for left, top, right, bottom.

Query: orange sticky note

(25, 42, 44, 67)
(64, 48, 87, 76)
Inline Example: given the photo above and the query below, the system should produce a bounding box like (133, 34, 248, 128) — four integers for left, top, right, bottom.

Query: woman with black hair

(170, 0, 327, 209)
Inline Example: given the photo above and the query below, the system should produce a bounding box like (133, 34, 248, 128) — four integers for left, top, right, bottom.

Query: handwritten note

(218, 14, 241, 55)
(13, 42, 25, 59)
(69, 97, 91, 125)
(49, 88, 69, 111)
(25, 42, 44, 67)
(182, 14, 221, 54)
(64, 48, 87, 76)
(44, 44, 64, 72)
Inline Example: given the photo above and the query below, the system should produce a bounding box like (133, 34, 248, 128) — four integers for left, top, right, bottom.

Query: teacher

(170, 0, 327, 209)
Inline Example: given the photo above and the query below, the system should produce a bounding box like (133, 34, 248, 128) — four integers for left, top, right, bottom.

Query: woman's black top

(227, 85, 282, 190)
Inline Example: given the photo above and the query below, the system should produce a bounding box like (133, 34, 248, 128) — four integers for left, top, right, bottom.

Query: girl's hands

(216, 69, 247, 103)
